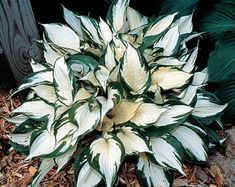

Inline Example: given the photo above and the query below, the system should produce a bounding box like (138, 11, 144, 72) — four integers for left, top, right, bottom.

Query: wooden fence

(0, 0, 43, 83)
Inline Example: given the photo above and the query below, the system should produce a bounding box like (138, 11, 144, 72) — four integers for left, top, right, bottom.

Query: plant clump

(7, 0, 227, 186)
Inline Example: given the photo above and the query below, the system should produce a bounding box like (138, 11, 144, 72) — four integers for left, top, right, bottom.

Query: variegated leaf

(98, 116, 114, 132)
(30, 59, 48, 72)
(74, 88, 92, 102)
(80, 16, 102, 45)
(154, 25, 179, 56)
(6, 114, 28, 126)
(56, 121, 77, 142)
(55, 145, 77, 171)
(145, 13, 177, 37)
(192, 93, 227, 118)
(98, 18, 113, 45)
(117, 127, 151, 154)
(43, 42, 63, 65)
(112, 36, 126, 61)
(88, 133, 124, 187)
(150, 137, 184, 174)
(181, 44, 199, 73)
(67, 54, 98, 74)
(26, 91, 36, 100)
(54, 101, 71, 120)
(105, 44, 117, 72)
(126, 7, 148, 30)
(26, 130, 56, 160)
(54, 57, 75, 106)
(12, 70, 53, 96)
(151, 67, 192, 90)
(108, 0, 130, 32)
(32, 85, 57, 104)
(192, 68, 208, 86)
(109, 64, 120, 82)
(97, 85, 122, 121)
(76, 162, 102, 187)
(181, 33, 202, 46)
(95, 66, 110, 90)
(175, 14, 193, 35)
(109, 99, 141, 125)
(63, 6, 84, 39)
(121, 44, 149, 94)
(154, 105, 193, 127)
(80, 71, 100, 87)
(11, 99, 55, 131)
(11, 100, 54, 120)
(54, 136, 77, 156)
(31, 159, 55, 187)
(130, 103, 167, 127)
(171, 126, 207, 161)
(184, 122, 207, 135)
(43, 23, 80, 51)
(73, 102, 100, 139)
(179, 85, 201, 105)
(152, 85, 164, 104)
(137, 155, 170, 187)
(8, 132, 31, 146)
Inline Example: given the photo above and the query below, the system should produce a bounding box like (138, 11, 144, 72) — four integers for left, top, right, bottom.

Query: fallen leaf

(209, 184, 217, 187)
(28, 166, 37, 176)
(173, 178, 189, 187)
(209, 165, 224, 187)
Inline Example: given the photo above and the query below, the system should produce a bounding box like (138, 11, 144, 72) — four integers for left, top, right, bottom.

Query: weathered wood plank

(0, 0, 43, 83)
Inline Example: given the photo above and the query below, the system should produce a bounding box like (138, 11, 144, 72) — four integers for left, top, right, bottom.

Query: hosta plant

(7, 0, 227, 186)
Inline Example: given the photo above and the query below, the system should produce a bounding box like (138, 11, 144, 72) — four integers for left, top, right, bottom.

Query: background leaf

(207, 38, 235, 82)
(159, 0, 199, 18)
(215, 76, 235, 123)
(200, 0, 235, 123)
(200, 0, 235, 40)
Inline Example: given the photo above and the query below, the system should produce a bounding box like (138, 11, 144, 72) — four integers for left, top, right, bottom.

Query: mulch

(0, 89, 225, 187)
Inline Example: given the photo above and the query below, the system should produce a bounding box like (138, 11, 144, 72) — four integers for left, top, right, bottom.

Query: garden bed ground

(0, 89, 234, 187)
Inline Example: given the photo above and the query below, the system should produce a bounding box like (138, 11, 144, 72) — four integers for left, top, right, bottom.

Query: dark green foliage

(10, 142, 29, 155)
(201, 0, 235, 123)
(159, 0, 199, 18)
(201, 0, 235, 40)
(215, 76, 235, 123)
(207, 38, 235, 82)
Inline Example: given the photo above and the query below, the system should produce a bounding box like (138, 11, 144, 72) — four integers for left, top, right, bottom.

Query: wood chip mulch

(0, 89, 223, 187)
